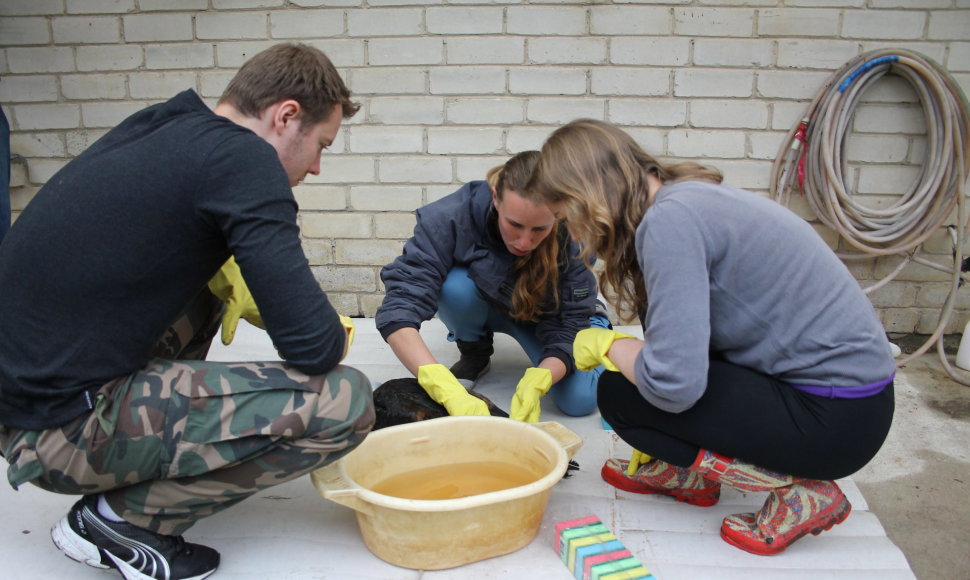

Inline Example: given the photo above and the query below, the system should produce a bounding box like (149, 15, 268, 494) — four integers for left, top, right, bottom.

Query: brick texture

(1, 0, 968, 329)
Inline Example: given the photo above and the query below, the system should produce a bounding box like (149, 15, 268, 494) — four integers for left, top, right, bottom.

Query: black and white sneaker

(51, 495, 220, 580)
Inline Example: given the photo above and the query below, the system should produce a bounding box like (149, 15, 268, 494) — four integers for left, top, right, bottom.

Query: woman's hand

(573, 328, 637, 371)
(510, 367, 553, 423)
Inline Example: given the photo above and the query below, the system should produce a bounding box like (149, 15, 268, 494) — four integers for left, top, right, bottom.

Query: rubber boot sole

(600, 462, 720, 507)
(720, 495, 852, 556)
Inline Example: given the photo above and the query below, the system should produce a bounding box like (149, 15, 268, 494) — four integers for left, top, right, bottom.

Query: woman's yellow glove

(510, 367, 553, 423)
(626, 448, 654, 476)
(417, 364, 491, 416)
(207, 256, 265, 345)
(573, 328, 636, 372)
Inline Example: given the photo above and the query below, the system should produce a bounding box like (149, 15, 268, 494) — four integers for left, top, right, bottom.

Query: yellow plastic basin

(311, 416, 582, 570)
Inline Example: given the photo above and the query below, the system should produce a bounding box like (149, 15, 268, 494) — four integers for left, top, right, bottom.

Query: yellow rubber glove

(417, 364, 491, 416)
(338, 315, 355, 360)
(573, 327, 636, 372)
(626, 448, 654, 476)
(339, 315, 355, 348)
(510, 367, 553, 423)
(207, 256, 265, 345)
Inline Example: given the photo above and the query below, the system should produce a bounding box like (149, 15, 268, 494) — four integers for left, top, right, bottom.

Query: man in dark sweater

(0, 44, 374, 580)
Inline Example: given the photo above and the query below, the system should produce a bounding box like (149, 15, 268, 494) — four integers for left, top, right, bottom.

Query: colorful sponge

(554, 515, 656, 580)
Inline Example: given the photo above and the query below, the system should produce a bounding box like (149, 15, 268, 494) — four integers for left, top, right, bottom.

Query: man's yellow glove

(339, 315, 355, 359)
(510, 367, 553, 423)
(417, 364, 491, 416)
(208, 256, 265, 345)
(339, 315, 355, 347)
(626, 448, 654, 476)
(573, 327, 636, 372)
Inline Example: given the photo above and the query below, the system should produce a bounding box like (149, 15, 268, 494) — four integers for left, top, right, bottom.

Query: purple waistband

(791, 374, 894, 400)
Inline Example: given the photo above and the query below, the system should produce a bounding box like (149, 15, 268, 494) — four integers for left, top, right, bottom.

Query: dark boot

(449, 333, 493, 382)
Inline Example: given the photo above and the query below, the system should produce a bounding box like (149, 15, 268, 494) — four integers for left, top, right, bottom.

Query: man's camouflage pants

(0, 289, 375, 536)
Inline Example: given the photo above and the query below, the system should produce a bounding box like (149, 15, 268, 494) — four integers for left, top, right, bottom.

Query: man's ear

(271, 99, 301, 135)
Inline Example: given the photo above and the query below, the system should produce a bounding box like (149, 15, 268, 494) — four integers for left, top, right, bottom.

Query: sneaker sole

(51, 515, 112, 570)
(600, 462, 720, 507)
(106, 553, 217, 580)
(53, 512, 217, 580)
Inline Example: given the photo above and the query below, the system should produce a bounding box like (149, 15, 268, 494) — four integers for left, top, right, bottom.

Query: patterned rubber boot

(690, 450, 851, 555)
(690, 449, 800, 492)
(600, 457, 721, 507)
(720, 480, 851, 555)
(449, 333, 494, 382)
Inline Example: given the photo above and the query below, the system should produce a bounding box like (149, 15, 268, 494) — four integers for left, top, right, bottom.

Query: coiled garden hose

(770, 49, 970, 385)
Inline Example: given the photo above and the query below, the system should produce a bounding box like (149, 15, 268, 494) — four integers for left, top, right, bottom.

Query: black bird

(372, 377, 507, 430)
(371, 377, 579, 477)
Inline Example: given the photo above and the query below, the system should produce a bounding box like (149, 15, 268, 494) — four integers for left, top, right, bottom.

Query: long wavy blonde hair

(530, 119, 722, 322)
(487, 150, 563, 322)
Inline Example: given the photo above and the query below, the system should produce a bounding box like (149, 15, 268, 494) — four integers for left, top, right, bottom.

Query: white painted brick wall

(592, 7, 671, 36)
(52, 16, 120, 44)
(446, 98, 524, 125)
(446, 37, 525, 65)
(124, 14, 194, 42)
(348, 126, 423, 154)
(1, 0, 968, 334)
(527, 98, 605, 124)
(0, 75, 59, 102)
(145, 44, 215, 70)
(427, 127, 504, 154)
(426, 7, 504, 35)
(76, 45, 142, 71)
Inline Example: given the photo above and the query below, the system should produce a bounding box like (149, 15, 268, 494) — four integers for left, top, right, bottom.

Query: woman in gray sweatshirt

(531, 119, 895, 557)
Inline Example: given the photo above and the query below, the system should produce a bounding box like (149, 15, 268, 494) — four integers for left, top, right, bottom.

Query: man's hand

(208, 256, 264, 345)
(339, 315, 355, 359)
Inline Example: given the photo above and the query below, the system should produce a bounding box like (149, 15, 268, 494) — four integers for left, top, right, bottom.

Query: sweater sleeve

(199, 134, 344, 375)
(634, 200, 714, 412)
(375, 199, 459, 340)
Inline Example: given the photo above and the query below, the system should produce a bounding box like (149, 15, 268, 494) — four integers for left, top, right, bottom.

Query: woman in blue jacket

(375, 151, 608, 422)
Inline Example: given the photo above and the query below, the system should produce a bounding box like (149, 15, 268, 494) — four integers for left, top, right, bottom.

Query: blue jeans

(436, 267, 608, 416)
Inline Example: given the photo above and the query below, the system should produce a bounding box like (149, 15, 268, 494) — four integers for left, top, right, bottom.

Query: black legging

(597, 359, 894, 481)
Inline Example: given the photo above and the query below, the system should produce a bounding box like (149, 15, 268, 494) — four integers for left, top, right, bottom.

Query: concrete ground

(851, 351, 970, 580)
(2, 320, 966, 579)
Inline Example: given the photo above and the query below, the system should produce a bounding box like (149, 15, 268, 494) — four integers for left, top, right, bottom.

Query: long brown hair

(219, 43, 360, 126)
(531, 119, 722, 322)
(487, 151, 562, 322)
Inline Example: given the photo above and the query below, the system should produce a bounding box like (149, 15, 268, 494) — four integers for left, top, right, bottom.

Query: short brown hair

(219, 43, 359, 126)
